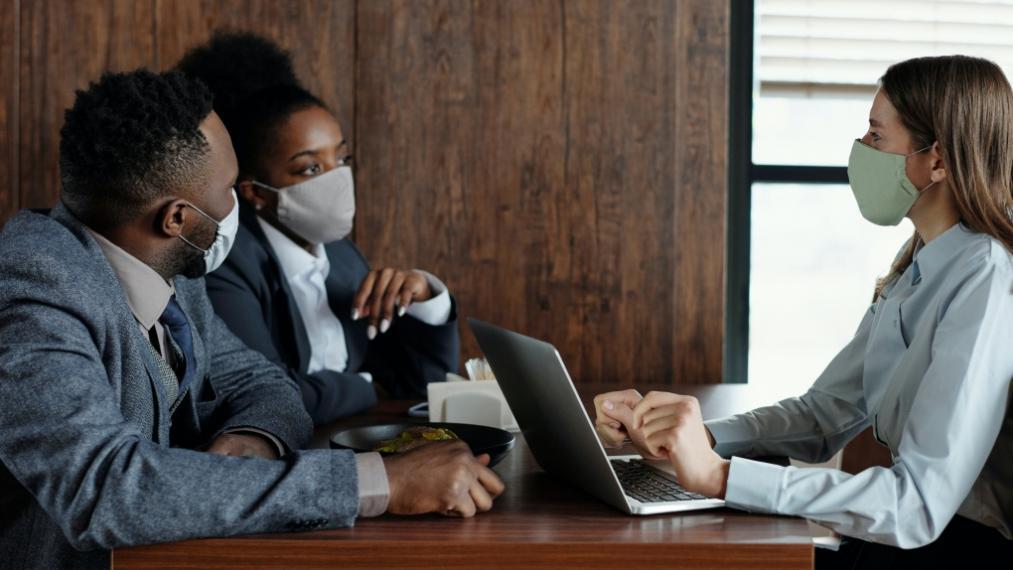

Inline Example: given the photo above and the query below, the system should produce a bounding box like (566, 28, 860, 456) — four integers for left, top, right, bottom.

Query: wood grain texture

(9, 0, 731, 385)
(672, 0, 729, 383)
(0, 0, 17, 228)
(154, 0, 355, 157)
(354, 0, 729, 386)
(116, 388, 814, 569)
(18, 0, 154, 210)
(115, 541, 811, 569)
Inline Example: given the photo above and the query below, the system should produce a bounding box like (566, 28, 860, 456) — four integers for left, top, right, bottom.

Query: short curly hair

(59, 69, 214, 228)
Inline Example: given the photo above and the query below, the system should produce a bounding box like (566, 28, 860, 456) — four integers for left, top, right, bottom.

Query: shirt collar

(85, 227, 174, 330)
(257, 217, 328, 280)
(911, 222, 977, 283)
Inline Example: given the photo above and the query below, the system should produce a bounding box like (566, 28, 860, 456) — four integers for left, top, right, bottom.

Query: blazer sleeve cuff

(405, 270, 453, 326)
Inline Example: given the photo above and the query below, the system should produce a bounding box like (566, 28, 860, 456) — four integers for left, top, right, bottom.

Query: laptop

(469, 318, 725, 515)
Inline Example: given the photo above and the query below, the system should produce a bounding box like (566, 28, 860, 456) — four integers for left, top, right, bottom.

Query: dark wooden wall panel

(0, 0, 17, 226)
(672, 0, 728, 382)
(5, 0, 730, 386)
(18, 0, 154, 210)
(561, 0, 680, 384)
(154, 0, 356, 155)
(354, 0, 569, 373)
(355, 0, 728, 385)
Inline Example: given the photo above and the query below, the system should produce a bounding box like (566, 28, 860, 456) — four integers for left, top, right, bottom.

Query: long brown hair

(874, 55, 1013, 297)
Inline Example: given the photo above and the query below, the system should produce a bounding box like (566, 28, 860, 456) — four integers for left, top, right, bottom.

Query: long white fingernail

(603, 400, 614, 411)
(398, 305, 407, 317)
(352, 309, 360, 321)
(367, 325, 377, 340)
(380, 319, 391, 334)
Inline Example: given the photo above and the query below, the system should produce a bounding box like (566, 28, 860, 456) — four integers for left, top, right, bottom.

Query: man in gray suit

(0, 70, 504, 569)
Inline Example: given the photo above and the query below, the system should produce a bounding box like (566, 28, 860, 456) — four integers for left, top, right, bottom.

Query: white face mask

(178, 188, 240, 274)
(251, 166, 355, 244)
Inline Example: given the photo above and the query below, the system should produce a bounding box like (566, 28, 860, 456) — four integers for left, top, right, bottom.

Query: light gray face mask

(251, 166, 355, 244)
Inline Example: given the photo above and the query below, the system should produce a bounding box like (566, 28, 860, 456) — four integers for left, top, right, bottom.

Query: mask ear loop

(249, 180, 281, 193)
(249, 180, 281, 211)
(906, 142, 939, 194)
(177, 202, 221, 254)
(905, 143, 934, 157)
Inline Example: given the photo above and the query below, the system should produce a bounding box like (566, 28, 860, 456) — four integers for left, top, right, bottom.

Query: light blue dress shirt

(705, 223, 1013, 549)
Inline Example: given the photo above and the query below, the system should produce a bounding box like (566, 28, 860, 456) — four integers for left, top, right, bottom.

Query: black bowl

(329, 422, 515, 467)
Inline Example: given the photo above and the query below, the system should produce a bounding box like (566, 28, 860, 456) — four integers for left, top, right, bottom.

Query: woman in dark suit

(177, 33, 459, 425)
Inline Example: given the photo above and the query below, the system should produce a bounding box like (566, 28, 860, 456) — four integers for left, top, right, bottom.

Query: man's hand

(383, 441, 505, 518)
(592, 389, 665, 460)
(206, 433, 278, 459)
(631, 391, 730, 498)
(352, 268, 433, 339)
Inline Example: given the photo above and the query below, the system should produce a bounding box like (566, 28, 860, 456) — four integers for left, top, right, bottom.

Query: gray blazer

(0, 204, 360, 569)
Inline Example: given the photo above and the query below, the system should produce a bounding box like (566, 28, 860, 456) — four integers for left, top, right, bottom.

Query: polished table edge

(114, 539, 813, 569)
(114, 386, 816, 568)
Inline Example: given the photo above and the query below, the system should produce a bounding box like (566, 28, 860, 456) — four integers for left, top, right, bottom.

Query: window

(726, 0, 1013, 391)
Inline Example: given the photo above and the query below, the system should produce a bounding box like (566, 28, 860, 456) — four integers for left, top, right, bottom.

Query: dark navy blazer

(206, 204, 459, 424)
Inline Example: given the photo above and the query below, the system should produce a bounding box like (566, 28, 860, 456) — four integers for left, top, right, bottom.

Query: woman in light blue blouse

(595, 55, 1013, 566)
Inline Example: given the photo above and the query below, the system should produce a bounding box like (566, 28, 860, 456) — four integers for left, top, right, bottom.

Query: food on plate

(374, 426, 459, 453)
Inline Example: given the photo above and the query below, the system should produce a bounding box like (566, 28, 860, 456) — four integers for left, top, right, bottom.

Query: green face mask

(847, 139, 934, 226)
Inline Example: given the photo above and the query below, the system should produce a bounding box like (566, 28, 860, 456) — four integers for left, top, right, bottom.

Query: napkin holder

(427, 373, 519, 432)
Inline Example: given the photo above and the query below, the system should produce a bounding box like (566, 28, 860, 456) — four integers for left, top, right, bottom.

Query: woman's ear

(930, 141, 947, 183)
(156, 199, 191, 238)
(238, 180, 268, 211)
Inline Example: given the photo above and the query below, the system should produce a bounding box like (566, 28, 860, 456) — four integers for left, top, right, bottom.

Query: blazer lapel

(241, 204, 314, 373)
(131, 330, 174, 442)
(49, 203, 164, 439)
(324, 241, 370, 369)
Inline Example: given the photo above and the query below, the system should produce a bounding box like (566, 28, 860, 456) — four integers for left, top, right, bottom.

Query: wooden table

(114, 384, 816, 568)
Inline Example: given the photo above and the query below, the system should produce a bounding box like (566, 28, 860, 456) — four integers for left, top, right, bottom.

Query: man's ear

(930, 141, 947, 183)
(156, 199, 192, 238)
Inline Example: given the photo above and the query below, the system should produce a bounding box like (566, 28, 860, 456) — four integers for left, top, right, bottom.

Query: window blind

(757, 0, 1013, 89)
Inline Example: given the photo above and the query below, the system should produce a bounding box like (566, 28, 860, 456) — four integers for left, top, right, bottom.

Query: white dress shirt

(259, 218, 453, 517)
(705, 223, 1013, 549)
(258, 218, 452, 378)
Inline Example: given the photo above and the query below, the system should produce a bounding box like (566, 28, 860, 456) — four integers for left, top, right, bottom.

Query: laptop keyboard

(611, 459, 709, 503)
